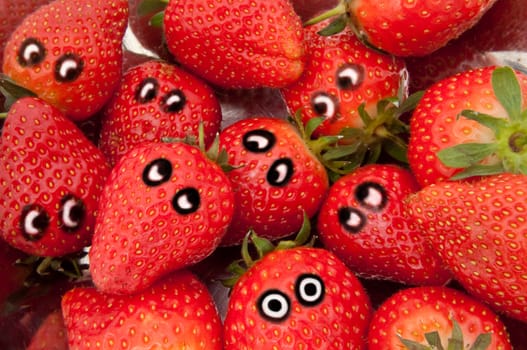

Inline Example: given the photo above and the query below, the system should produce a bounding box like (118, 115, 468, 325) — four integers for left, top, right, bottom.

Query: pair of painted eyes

(311, 63, 366, 119)
(18, 38, 84, 83)
(258, 273, 325, 322)
(135, 77, 187, 113)
(20, 194, 85, 241)
(338, 182, 388, 233)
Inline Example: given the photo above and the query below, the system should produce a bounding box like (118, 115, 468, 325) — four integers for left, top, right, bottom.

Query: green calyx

(137, 0, 169, 27)
(437, 66, 527, 180)
(0, 73, 37, 112)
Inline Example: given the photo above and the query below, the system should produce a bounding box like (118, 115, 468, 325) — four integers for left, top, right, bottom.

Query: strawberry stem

(303, 2, 347, 27)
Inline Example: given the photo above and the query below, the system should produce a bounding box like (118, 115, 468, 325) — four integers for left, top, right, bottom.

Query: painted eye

(142, 158, 173, 187)
(338, 207, 366, 233)
(336, 63, 365, 90)
(355, 182, 388, 211)
(54, 53, 84, 82)
(18, 38, 46, 67)
(59, 194, 85, 232)
(161, 89, 186, 113)
(135, 78, 159, 103)
(267, 158, 294, 187)
(20, 204, 49, 241)
(311, 92, 338, 119)
(257, 290, 291, 322)
(172, 187, 200, 215)
(295, 274, 325, 307)
(242, 129, 276, 153)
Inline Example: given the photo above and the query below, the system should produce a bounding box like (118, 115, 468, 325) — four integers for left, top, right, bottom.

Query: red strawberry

(0, 97, 110, 257)
(224, 245, 372, 349)
(26, 309, 68, 350)
(367, 286, 512, 349)
(1, 0, 128, 121)
(217, 116, 329, 246)
(162, 0, 306, 89)
(89, 141, 235, 294)
(405, 173, 527, 323)
(62, 269, 223, 350)
(99, 59, 222, 167)
(317, 163, 451, 286)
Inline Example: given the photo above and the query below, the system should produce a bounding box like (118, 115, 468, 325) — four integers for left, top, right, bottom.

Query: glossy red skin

(368, 286, 512, 349)
(218, 116, 329, 246)
(163, 0, 306, 89)
(0, 97, 110, 257)
(62, 270, 223, 350)
(2, 0, 128, 121)
(89, 141, 235, 295)
(99, 59, 222, 167)
(317, 164, 451, 286)
(224, 247, 372, 349)
(406, 173, 527, 323)
(281, 22, 406, 137)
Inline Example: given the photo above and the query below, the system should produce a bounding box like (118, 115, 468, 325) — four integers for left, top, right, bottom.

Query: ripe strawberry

(89, 141, 235, 294)
(317, 163, 451, 286)
(367, 286, 512, 349)
(217, 116, 329, 246)
(162, 0, 306, 89)
(0, 97, 110, 257)
(408, 66, 527, 187)
(405, 173, 527, 323)
(1, 0, 128, 121)
(26, 309, 68, 350)
(99, 59, 222, 167)
(62, 269, 223, 350)
(224, 246, 372, 349)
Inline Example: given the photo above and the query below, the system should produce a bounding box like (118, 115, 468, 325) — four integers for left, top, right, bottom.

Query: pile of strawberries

(1, 0, 527, 348)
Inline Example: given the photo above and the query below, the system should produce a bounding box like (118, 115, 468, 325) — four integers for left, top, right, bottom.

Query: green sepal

(437, 142, 497, 168)
(137, 0, 168, 16)
(0, 73, 37, 111)
(492, 66, 522, 122)
(469, 334, 492, 350)
(149, 11, 165, 27)
(458, 110, 509, 135)
(449, 163, 506, 180)
(397, 336, 430, 350)
(316, 14, 349, 36)
(303, 2, 347, 27)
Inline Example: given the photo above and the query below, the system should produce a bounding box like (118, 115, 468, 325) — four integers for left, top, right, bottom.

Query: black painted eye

(338, 207, 366, 233)
(161, 89, 186, 113)
(59, 194, 85, 232)
(242, 129, 276, 153)
(257, 290, 291, 322)
(267, 158, 294, 187)
(355, 182, 388, 211)
(142, 158, 173, 187)
(295, 274, 325, 307)
(18, 38, 46, 67)
(20, 204, 49, 241)
(172, 187, 200, 215)
(311, 92, 338, 119)
(336, 63, 365, 90)
(135, 78, 159, 103)
(54, 53, 84, 82)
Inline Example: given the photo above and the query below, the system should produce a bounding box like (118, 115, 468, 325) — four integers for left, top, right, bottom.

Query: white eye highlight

(311, 92, 337, 119)
(295, 274, 325, 306)
(258, 290, 291, 322)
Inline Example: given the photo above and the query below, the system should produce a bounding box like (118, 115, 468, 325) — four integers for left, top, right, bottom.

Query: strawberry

(217, 116, 329, 246)
(405, 173, 527, 323)
(0, 97, 110, 257)
(305, 0, 498, 57)
(26, 309, 68, 350)
(367, 286, 512, 349)
(1, 0, 129, 121)
(62, 269, 223, 350)
(99, 59, 222, 167)
(162, 0, 306, 89)
(408, 66, 527, 187)
(317, 163, 451, 286)
(89, 141, 235, 294)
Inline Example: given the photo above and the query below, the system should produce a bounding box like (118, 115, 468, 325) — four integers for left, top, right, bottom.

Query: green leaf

(384, 138, 408, 164)
(321, 143, 361, 161)
(398, 335, 430, 350)
(304, 117, 325, 140)
(149, 11, 165, 27)
(447, 320, 464, 350)
(137, 0, 168, 16)
(449, 163, 506, 180)
(304, 2, 347, 27)
(437, 143, 497, 168)
(424, 331, 445, 350)
(459, 110, 508, 134)
(469, 333, 491, 350)
(316, 14, 348, 36)
(398, 90, 424, 116)
(492, 66, 523, 122)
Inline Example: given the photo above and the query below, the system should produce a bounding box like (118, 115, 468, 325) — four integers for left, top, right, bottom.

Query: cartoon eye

(336, 63, 365, 90)
(59, 194, 85, 232)
(257, 290, 291, 322)
(135, 78, 159, 104)
(142, 158, 173, 187)
(172, 187, 200, 215)
(266, 158, 294, 187)
(295, 274, 325, 307)
(18, 38, 46, 67)
(20, 204, 50, 241)
(355, 182, 388, 211)
(242, 129, 276, 153)
(161, 89, 186, 113)
(311, 92, 338, 119)
(54, 53, 84, 82)
(338, 207, 366, 233)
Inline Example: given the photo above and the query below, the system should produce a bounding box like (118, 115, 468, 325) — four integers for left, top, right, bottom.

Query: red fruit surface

(26, 309, 68, 350)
